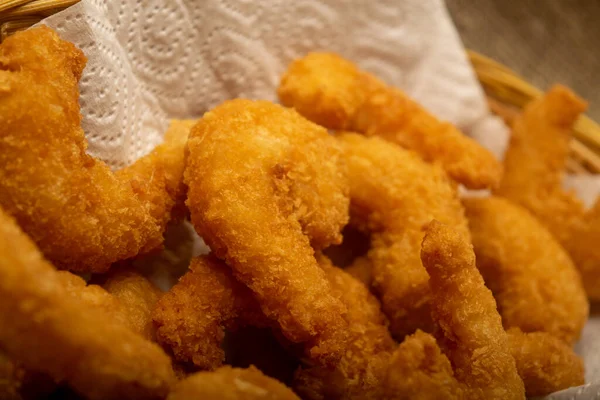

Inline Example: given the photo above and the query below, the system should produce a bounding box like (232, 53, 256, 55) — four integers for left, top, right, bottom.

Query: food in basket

(463, 196, 588, 344)
(278, 52, 502, 190)
(0, 26, 188, 274)
(384, 221, 523, 399)
(336, 132, 469, 340)
(496, 85, 600, 299)
(0, 207, 176, 400)
(0, 25, 594, 400)
(153, 255, 266, 371)
(167, 366, 300, 400)
(184, 99, 351, 368)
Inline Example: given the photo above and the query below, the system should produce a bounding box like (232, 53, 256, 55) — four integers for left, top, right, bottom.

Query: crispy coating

(384, 330, 462, 400)
(344, 256, 373, 288)
(338, 133, 469, 339)
(279, 52, 501, 189)
(153, 255, 265, 370)
(0, 208, 176, 400)
(0, 354, 22, 400)
(386, 221, 525, 399)
(185, 99, 349, 366)
(495, 85, 600, 299)
(102, 269, 164, 341)
(463, 196, 588, 344)
(0, 27, 188, 273)
(294, 255, 395, 400)
(506, 328, 584, 396)
(167, 366, 300, 400)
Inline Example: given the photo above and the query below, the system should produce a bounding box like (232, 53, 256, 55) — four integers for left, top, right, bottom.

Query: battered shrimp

(0, 208, 176, 400)
(167, 366, 300, 400)
(496, 85, 600, 299)
(101, 269, 164, 341)
(463, 196, 588, 344)
(278, 52, 501, 189)
(507, 328, 584, 396)
(338, 133, 469, 339)
(293, 255, 395, 400)
(185, 100, 349, 366)
(0, 27, 190, 273)
(384, 221, 524, 399)
(153, 255, 265, 370)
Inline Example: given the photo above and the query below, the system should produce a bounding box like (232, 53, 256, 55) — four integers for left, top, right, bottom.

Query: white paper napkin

(33, 0, 599, 397)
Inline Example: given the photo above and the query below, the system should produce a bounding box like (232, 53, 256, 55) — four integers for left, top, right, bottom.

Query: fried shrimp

(506, 328, 584, 396)
(338, 133, 469, 339)
(153, 255, 265, 370)
(167, 366, 300, 400)
(463, 196, 588, 344)
(384, 221, 524, 399)
(0, 27, 190, 273)
(101, 269, 164, 341)
(495, 85, 600, 299)
(293, 255, 395, 400)
(278, 52, 501, 189)
(0, 208, 176, 400)
(185, 99, 349, 366)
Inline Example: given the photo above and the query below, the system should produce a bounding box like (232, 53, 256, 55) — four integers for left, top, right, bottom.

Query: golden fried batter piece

(384, 330, 462, 400)
(102, 269, 164, 341)
(495, 85, 600, 299)
(279, 52, 501, 189)
(294, 255, 395, 400)
(0, 354, 23, 400)
(185, 99, 349, 366)
(338, 133, 469, 339)
(153, 255, 265, 370)
(167, 366, 300, 400)
(384, 221, 525, 400)
(463, 196, 588, 344)
(507, 328, 584, 396)
(0, 208, 176, 400)
(0, 27, 189, 273)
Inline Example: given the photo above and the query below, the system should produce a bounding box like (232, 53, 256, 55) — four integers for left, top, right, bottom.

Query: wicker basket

(2, 0, 599, 174)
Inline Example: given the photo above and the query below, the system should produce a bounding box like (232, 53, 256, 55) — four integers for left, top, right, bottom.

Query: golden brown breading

(338, 133, 469, 339)
(507, 328, 584, 396)
(422, 221, 524, 398)
(0, 27, 188, 273)
(383, 330, 462, 400)
(153, 255, 265, 370)
(279, 52, 501, 189)
(463, 196, 588, 344)
(185, 99, 349, 366)
(0, 208, 176, 400)
(167, 366, 300, 400)
(294, 255, 395, 400)
(102, 269, 164, 341)
(343, 256, 373, 288)
(0, 354, 23, 400)
(495, 85, 600, 299)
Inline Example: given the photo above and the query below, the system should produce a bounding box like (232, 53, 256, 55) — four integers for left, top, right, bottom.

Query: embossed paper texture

(35, 0, 599, 398)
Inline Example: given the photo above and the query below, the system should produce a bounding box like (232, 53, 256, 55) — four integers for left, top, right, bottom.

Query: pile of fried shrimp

(0, 26, 595, 400)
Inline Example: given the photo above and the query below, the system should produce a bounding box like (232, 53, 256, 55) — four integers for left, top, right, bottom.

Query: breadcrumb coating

(167, 366, 300, 400)
(507, 328, 584, 396)
(0, 208, 176, 400)
(463, 196, 588, 344)
(496, 85, 600, 299)
(338, 133, 469, 339)
(153, 255, 264, 370)
(0, 27, 189, 273)
(293, 255, 395, 400)
(185, 99, 349, 366)
(279, 52, 501, 189)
